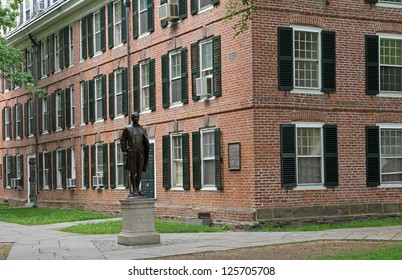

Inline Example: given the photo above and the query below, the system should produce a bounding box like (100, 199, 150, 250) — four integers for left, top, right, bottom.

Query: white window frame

(70, 148, 76, 181)
(140, 61, 151, 113)
(28, 100, 34, 136)
(114, 69, 123, 117)
(4, 107, 11, 140)
(41, 40, 48, 78)
(170, 50, 182, 105)
(294, 122, 325, 190)
(138, 0, 149, 37)
(5, 155, 11, 188)
(291, 25, 322, 95)
(199, 0, 213, 13)
(200, 128, 216, 189)
(378, 123, 402, 188)
(54, 32, 61, 72)
(56, 91, 63, 130)
(69, 25, 74, 66)
(81, 146, 87, 190)
(377, 33, 402, 98)
(26, 48, 33, 75)
(43, 151, 50, 189)
(199, 39, 214, 96)
(15, 104, 22, 139)
(96, 144, 104, 178)
(16, 154, 22, 181)
(378, 0, 402, 8)
(115, 141, 125, 189)
(24, 0, 31, 22)
(171, 133, 183, 189)
(42, 97, 49, 133)
(114, 0, 123, 46)
(93, 11, 102, 55)
(56, 149, 64, 189)
(80, 20, 85, 62)
(80, 82, 86, 125)
(95, 77, 103, 121)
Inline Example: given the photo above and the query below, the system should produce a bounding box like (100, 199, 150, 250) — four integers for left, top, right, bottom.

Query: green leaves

(224, 0, 258, 38)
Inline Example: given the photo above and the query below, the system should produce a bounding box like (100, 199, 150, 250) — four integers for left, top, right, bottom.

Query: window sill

(140, 110, 152, 115)
(93, 52, 102, 58)
(94, 119, 104, 124)
(377, 92, 402, 98)
(290, 89, 323, 95)
(28, 134, 34, 138)
(113, 43, 124, 50)
(198, 5, 214, 14)
(377, 3, 402, 8)
(378, 184, 402, 189)
(113, 115, 124, 120)
(138, 32, 150, 39)
(69, 125, 76, 129)
(294, 185, 326, 191)
(169, 103, 184, 109)
(170, 186, 184, 191)
(56, 128, 63, 132)
(42, 131, 49, 135)
(201, 186, 218, 191)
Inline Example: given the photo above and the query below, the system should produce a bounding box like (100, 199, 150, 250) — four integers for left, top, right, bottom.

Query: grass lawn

(61, 219, 225, 234)
(320, 243, 402, 260)
(0, 205, 114, 225)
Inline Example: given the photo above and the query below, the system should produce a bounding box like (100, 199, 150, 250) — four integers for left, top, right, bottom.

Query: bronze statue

(120, 112, 149, 197)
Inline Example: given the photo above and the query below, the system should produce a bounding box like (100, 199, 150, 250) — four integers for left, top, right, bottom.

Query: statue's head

(131, 112, 140, 124)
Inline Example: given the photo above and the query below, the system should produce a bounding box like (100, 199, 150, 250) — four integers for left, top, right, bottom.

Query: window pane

(297, 128, 321, 156)
(298, 158, 321, 184)
(294, 31, 319, 89)
(201, 41, 213, 71)
(171, 79, 181, 103)
(297, 127, 322, 185)
(381, 128, 402, 183)
(203, 160, 215, 185)
(380, 66, 402, 92)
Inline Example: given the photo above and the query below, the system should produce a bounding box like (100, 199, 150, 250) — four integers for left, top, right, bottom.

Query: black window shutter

(91, 144, 96, 188)
(39, 153, 43, 189)
(89, 79, 95, 123)
(160, 0, 168, 28)
(24, 103, 28, 137)
(1, 108, 4, 140)
(81, 16, 87, 59)
(192, 131, 201, 189)
(38, 98, 42, 134)
(60, 91, 65, 130)
(191, 42, 200, 101)
(149, 59, 156, 111)
(64, 26, 70, 67)
(366, 126, 380, 187)
(11, 156, 16, 181)
(132, 0, 138, 39)
(323, 124, 338, 186)
(366, 35, 379, 95)
(211, 0, 219, 5)
(365, 0, 378, 3)
(214, 128, 222, 189)
(19, 156, 24, 188)
(31, 101, 36, 136)
(147, 0, 154, 33)
(103, 143, 108, 188)
(65, 88, 71, 129)
(213, 36, 222, 97)
(47, 153, 52, 188)
(67, 148, 72, 180)
(87, 14, 94, 57)
(191, 0, 198, 15)
(108, 3, 114, 49)
(109, 72, 115, 119)
(100, 6, 106, 52)
(102, 75, 107, 120)
(51, 93, 56, 131)
(181, 48, 188, 104)
(133, 64, 140, 113)
(162, 135, 171, 189)
(321, 30, 336, 93)
(62, 149, 67, 188)
(179, 0, 187, 20)
(83, 81, 89, 124)
(83, 145, 89, 188)
(109, 142, 116, 189)
(37, 42, 42, 78)
(18, 104, 23, 138)
(58, 30, 64, 70)
(46, 96, 51, 131)
(278, 27, 294, 91)
(2, 156, 5, 188)
(52, 150, 57, 189)
(161, 54, 170, 108)
(121, 0, 127, 43)
(280, 124, 297, 188)
(122, 68, 128, 116)
(12, 106, 16, 139)
(182, 133, 190, 190)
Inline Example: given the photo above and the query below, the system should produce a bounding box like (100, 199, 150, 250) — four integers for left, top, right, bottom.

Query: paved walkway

(1, 219, 402, 260)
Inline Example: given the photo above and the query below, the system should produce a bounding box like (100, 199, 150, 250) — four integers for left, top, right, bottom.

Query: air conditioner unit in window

(196, 76, 212, 98)
(158, 3, 179, 22)
(92, 176, 104, 188)
(67, 178, 76, 189)
(10, 178, 20, 188)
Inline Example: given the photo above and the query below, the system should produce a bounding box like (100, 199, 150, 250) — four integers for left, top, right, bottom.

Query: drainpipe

(125, 0, 131, 124)
(28, 34, 39, 207)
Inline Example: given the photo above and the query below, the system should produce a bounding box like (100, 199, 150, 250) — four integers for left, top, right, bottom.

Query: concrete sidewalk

(1, 219, 402, 260)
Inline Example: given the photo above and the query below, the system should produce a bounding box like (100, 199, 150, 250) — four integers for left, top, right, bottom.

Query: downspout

(28, 34, 39, 207)
(125, 0, 131, 124)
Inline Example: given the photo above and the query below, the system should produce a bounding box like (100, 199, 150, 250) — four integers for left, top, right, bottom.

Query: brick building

(1, 0, 402, 226)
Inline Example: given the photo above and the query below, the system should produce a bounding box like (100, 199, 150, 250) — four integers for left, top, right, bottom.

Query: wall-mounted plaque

(228, 142, 241, 170)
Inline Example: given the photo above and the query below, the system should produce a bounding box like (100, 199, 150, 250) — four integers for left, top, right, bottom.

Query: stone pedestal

(117, 198, 160, 246)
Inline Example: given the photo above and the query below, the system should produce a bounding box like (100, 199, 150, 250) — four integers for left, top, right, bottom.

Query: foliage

(224, 0, 258, 38)
(0, 205, 114, 225)
(0, 0, 45, 97)
(61, 219, 226, 234)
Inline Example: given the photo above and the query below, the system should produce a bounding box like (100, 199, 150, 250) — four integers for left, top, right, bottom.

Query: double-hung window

(96, 145, 104, 184)
(115, 141, 125, 188)
(56, 150, 64, 188)
(89, 76, 106, 123)
(26, 100, 35, 136)
(68, 26, 74, 65)
(115, 69, 124, 117)
(5, 155, 11, 187)
(15, 104, 22, 139)
(81, 81, 88, 125)
(67, 148, 76, 186)
(114, 1, 122, 45)
(70, 86, 75, 127)
(134, 60, 155, 112)
(43, 152, 51, 189)
(278, 26, 336, 93)
(140, 61, 150, 111)
(161, 48, 188, 108)
(139, 0, 149, 36)
(192, 128, 222, 190)
(16, 154, 22, 186)
(56, 91, 63, 130)
(41, 40, 48, 77)
(42, 97, 50, 133)
(26, 48, 33, 75)
(191, 36, 221, 100)
(162, 133, 189, 189)
(54, 33, 61, 72)
(280, 123, 339, 189)
(366, 124, 402, 187)
(191, 0, 219, 15)
(95, 77, 103, 121)
(109, 68, 128, 119)
(91, 143, 108, 188)
(94, 11, 102, 54)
